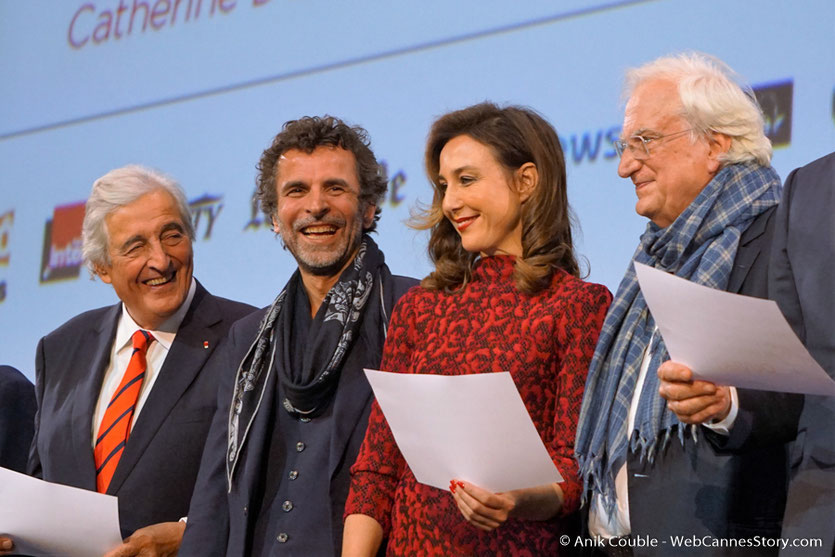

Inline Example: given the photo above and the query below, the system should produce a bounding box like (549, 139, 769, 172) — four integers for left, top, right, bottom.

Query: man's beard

(278, 213, 364, 278)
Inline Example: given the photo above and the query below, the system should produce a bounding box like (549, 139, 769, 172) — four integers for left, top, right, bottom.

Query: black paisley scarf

(227, 236, 384, 479)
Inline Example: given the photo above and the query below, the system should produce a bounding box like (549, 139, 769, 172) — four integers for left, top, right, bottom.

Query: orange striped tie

(94, 329, 154, 493)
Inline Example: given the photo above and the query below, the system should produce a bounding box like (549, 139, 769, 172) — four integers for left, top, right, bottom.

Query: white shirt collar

(114, 278, 197, 352)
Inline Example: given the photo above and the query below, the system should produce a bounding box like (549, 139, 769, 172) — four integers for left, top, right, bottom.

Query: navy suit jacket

(623, 207, 802, 556)
(28, 281, 254, 537)
(0, 365, 36, 473)
(768, 152, 835, 555)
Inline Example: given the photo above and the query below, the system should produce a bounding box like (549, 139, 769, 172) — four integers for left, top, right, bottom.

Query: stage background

(2, 0, 833, 379)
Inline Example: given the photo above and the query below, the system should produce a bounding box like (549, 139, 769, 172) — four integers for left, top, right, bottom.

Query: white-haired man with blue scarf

(575, 52, 801, 557)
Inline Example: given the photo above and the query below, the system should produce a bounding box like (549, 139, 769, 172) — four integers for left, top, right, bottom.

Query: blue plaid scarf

(575, 163, 781, 511)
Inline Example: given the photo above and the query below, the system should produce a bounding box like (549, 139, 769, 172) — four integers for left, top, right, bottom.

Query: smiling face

(96, 189, 194, 330)
(617, 78, 725, 227)
(439, 135, 530, 257)
(273, 146, 375, 278)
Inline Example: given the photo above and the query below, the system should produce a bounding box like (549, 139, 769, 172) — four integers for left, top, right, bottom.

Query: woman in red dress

(343, 102, 611, 556)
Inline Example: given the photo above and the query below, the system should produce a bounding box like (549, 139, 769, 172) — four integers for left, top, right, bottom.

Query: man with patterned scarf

(179, 116, 416, 556)
(575, 53, 801, 557)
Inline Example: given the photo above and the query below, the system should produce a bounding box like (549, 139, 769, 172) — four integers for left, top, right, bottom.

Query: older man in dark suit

(0, 165, 253, 557)
(576, 53, 800, 556)
(0, 365, 36, 474)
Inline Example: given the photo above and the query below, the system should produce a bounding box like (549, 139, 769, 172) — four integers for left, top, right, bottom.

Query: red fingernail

(457, 481, 464, 488)
(450, 484, 456, 493)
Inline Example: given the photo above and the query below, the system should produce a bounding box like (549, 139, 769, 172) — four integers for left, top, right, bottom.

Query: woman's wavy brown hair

(414, 102, 579, 294)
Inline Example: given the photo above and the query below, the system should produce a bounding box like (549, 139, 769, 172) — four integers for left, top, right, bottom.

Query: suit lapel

(327, 363, 373, 480)
(326, 307, 378, 479)
(107, 283, 222, 494)
(234, 357, 276, 502)
(71, 304, 121, 491)
(727, 208, 773, 294)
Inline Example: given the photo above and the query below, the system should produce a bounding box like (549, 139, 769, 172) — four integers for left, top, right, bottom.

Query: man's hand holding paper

(657, 361, 733, 424)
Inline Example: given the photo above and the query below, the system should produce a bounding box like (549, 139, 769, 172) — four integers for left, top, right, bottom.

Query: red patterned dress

(345, 256, 612, 556)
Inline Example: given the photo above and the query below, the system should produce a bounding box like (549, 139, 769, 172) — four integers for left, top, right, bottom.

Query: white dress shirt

(91, 279, 196, 446)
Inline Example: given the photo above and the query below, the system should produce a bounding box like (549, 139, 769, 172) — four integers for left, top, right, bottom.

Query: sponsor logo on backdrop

(561, 126, 621, 165)
(244, 191, 275, 232)
(40, 201, 86, 283)
(190, 194, 224, 240)
(753, 80, 793, 147)
(0, 210, 12, 304)
(0, 211, 13, 266)
(379, 162, 407, 208)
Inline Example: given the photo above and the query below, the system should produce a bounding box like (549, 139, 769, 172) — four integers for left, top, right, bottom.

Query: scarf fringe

(630, 423, 695, 465)
(581, 423, 699, 515)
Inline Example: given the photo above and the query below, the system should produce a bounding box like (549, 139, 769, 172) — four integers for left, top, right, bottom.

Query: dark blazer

(0, 365, 36, 473)
(180, 274, 416, 556)
(624, 207, 802, 556)
(768, 152, 835, 555)
(28, 281, 254, 537)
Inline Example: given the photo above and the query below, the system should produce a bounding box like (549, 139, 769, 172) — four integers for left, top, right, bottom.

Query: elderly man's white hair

(81, 164, 195, 276)
(624, 51, 772, 167)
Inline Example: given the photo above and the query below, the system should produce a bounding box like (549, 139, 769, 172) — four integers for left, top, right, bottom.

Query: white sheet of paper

(634, 262, 835, 396)
(0, 466, 122, 557)
(363, 369, 563, 493)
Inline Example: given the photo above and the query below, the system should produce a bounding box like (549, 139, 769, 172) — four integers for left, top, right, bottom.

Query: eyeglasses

(613, 129, 693, 160)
